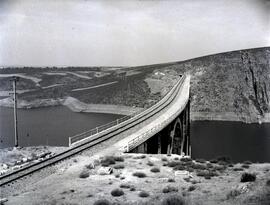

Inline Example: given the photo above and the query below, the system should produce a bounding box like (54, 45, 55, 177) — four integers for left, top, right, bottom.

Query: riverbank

(0, 96, 142, 116)
(2, 153, 269, 205)
(191, 111, 270, 123)
(63, 97, 143, 116)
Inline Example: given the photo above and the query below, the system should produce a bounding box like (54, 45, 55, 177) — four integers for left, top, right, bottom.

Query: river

(191, 120, 270, 163)
(0, 106, 123, 148)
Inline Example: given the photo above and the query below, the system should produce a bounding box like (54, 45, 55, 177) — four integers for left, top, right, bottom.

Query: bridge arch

(168, 117, 185, 155)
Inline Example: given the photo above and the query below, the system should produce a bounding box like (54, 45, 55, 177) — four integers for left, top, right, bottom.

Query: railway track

(0, 75, 185, 187)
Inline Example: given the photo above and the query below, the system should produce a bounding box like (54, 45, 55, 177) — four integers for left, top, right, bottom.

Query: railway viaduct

(70, 74, 191, 156)
(0, 74, 190, 186)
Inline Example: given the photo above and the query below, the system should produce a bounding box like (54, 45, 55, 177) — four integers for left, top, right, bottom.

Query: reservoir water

(0, 106, 123, 148)
(191, 120, 270, 163)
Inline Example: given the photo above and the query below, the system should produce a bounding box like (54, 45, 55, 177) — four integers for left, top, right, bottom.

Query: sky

(0, 0, 269, 67)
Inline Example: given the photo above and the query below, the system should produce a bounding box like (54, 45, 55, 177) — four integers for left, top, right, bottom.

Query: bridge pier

(130, 100, 191, 156)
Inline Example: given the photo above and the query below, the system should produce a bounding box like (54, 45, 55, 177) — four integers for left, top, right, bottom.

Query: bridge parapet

(122, 75, 190, 153)
(69, 74, 185, 147)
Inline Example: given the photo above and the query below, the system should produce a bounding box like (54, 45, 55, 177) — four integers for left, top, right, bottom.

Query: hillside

(0, 47, 269, 122)
(148, 47, 270, 123)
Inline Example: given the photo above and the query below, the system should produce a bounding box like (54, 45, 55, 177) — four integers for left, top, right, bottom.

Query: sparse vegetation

(180, 157, 192, 162)
(79, 170, 89, 178)
(196, 170, 218, 179)
(266, 179, 270, 186)
(150, 167, 160, 173)
(113, 164, 125, 169)
(162, 157, 168, 162)
(133, 171, 147, 178)
(161, 194, 186, 205)
(233, 167, 244, 171)
(226, 189, 242, 199)
(241, 164, 250, 169)
(120, 183, 130, 189)
(93, 199, 111, 205)
(168, 178, 175, 183)
(188, 185, 196, 192)
(147, 161, 154, 166)
(240, 173, 256, 182)
(111, 188, 124, 197)
(196, 158, 206, 163)
(210, 159, 218, 164)
(162, 185, 178, 193)
(243, 161, 252, 165)
(139, 191, 149, 198)
(101, 156, 116, 167)
(85, 163, 95, 169)
(114, 156, 124, 162)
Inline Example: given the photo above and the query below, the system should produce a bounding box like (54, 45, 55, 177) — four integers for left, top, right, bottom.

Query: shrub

(79, 170, 89, 178)
(114, 156, 124, 162)
(191, 163, 207, 170)
(206, 163, 213, 168)
(226, 189, 241, 199)
(196, 170, 218, 179)
(228, 164, 234, 167)
(120, 183, 130, 189)
(162, 157, 168, 162)
(180, 157, 192, 162)
(240, 173, 256, 182)
(241, 164, 250, 169)
(167, 161, 181, 167)
(161, 194, 186, 205)
(168, 178, 175, 183)
(101, 156, 115, 167)
(133, 155, 146, 159)
(138, 191, 149, 198)
(210, 159, 218, 163)
(150, 167, 160, 173)
(147, 161, 154, 166)
(266, 179, 270, 186)
(130, 187, 136, 191)
(111, 188, 124, 197)
(85, 163, 95, 169)
(133, 172, 147, 178)
(243, 161, 252, 165)
(162, 186, 178, 193)
(233, 167, 244, 171)
(93, 199, 111, 205)
(173, 165, 186, 171)
(196, 158, 206, 163)
(113, 164, 125, 169)
(183, 177, 190, 182)
(174, 157, 179, 160)
(188, 185, 196, 192)
(217, 156, 231, 163)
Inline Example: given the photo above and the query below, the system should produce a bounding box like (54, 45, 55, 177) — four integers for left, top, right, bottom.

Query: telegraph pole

(11, 76, 19, 147)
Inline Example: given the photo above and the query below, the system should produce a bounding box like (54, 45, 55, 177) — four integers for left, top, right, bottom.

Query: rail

(69, 75, 183, 146)
(0, 75, 185, 186)
(124, 75, 188, 152)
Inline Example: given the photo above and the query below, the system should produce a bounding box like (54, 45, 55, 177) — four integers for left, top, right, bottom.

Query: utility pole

(10, 76, 19, 147)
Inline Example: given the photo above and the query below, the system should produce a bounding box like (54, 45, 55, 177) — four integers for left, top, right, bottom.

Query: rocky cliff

(156, 47, 270, 122)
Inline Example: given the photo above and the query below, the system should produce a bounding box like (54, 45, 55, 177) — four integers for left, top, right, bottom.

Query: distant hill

(148, 47, 270, 122)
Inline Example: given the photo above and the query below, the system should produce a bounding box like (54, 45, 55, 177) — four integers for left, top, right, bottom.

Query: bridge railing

(124, 75, 189, 152)
(69, 76, 183, 146)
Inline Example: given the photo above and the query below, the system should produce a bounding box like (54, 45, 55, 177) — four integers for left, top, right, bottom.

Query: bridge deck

(94, 75, 190, 157)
